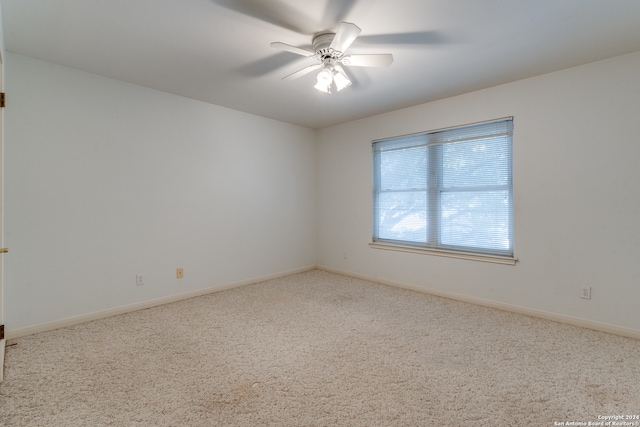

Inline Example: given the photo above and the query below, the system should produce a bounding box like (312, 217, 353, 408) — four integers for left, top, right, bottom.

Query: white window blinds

(372, 118, 514, 258)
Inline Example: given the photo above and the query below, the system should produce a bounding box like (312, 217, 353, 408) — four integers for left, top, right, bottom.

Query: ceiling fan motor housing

(313, 33, 342, 60)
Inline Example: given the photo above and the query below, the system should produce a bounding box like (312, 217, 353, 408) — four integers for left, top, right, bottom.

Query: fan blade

(321, 0, 358, 29)
(211, 0, 316, 34)
(271, 42, 316, 58)
(329, 22, 361, 53)
(282, 63, 322, 81)
(341, 54, 393, 67)
(236, 52, 305, 77)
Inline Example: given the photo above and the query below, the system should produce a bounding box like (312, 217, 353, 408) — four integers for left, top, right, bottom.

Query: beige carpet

(1, 270, 639, 426)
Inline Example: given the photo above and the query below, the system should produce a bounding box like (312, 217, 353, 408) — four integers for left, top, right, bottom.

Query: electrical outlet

(580, 286, 591, 299)
(343, 251, 347, 259)
(176, 268, 184, 279)
(136, 274, 144, 286)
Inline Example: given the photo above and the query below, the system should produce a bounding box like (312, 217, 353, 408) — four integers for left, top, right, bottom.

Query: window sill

(369, 242, 518, 265)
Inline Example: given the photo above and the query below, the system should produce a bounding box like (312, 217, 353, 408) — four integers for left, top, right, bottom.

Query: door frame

(0, 39, 5, 382)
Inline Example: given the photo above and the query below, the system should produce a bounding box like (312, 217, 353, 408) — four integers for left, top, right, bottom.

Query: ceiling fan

(212, 0, 443, 93)
(271, 22, 393, 94)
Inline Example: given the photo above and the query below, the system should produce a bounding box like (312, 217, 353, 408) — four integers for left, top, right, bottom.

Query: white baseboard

(317, 265, 640, 341)
(6, 265, 316, 340)
(8, 264, 639, 341)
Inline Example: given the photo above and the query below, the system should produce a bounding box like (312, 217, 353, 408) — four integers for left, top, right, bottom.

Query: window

(372, 117, 515, 264)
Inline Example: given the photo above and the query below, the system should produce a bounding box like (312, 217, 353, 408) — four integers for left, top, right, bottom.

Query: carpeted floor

(1, 270, 639, 426)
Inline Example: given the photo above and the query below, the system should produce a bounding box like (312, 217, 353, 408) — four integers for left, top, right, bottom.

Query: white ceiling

(2, 0, 640, 129)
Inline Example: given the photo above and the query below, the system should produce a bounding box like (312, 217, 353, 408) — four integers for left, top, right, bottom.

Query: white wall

(6, 49, 640, 337)
(4, 53, 317, 333)
(317, 51, 640, 333)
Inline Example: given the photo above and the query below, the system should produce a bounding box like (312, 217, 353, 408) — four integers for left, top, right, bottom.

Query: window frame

(371, 117, 517, 265)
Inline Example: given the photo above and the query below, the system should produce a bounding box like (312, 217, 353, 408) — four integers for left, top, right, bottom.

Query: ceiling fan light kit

(313, 61, 352, 94)
(271, 22, 393, 94)
(314, 65, 334, 93)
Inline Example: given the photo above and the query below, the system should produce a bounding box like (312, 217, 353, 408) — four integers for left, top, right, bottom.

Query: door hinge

(0, 325, 4, 340)
(0, 93, 4, 108)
